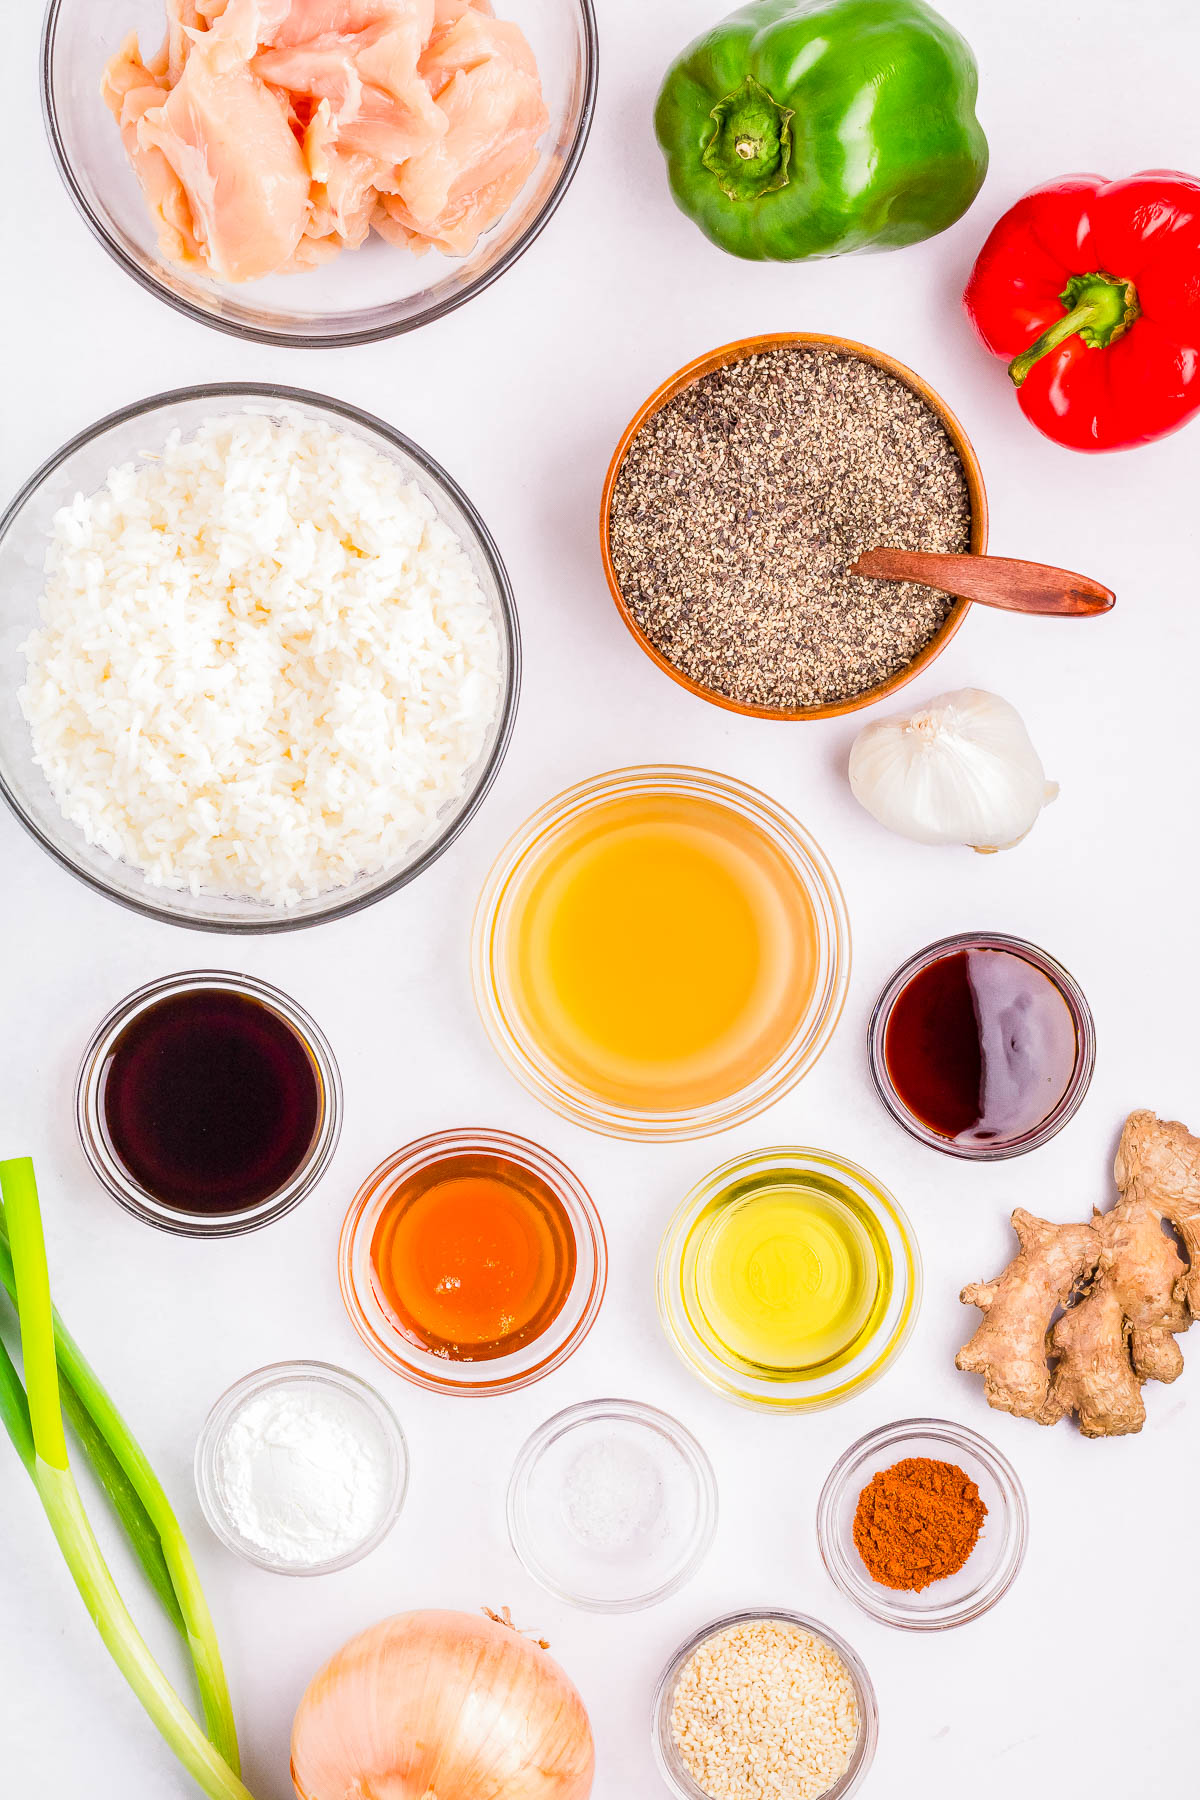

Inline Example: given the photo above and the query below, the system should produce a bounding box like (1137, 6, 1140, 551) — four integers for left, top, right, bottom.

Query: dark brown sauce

(100, 989, 322, 1214)
(884, 948, 1078, 1147)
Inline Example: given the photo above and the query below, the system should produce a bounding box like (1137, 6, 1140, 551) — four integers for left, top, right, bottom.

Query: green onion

(0, 1229, 184, 1635)
(0, 1330, 35, 1471)
(59, 1373, 187, 1632)
(0, 1158, 256, 1800)
(3, 1233, 240, 1766)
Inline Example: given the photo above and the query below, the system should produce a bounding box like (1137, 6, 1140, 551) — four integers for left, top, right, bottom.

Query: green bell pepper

(654, 0, 989, 261)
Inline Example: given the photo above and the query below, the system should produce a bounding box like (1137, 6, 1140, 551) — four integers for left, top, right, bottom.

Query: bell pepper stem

(701, 76, 794, 202)
(1009, 271, 1140, 387)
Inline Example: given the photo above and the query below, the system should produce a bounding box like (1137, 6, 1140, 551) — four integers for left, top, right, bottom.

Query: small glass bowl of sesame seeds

(651, 1609, 878, 1800)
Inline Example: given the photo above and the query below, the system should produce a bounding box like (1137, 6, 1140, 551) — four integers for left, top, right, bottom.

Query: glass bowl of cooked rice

(0, 383, 520, 932)
(41, 0, 597, 348)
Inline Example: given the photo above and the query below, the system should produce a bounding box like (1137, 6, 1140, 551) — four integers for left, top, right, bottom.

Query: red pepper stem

(1008, 272, 1140, 388)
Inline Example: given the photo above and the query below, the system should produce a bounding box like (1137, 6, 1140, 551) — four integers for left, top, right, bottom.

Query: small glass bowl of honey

(656, 1148, 921, 1412)
(471, 766, 851, 1141)
(338, 1128, 607, 1396)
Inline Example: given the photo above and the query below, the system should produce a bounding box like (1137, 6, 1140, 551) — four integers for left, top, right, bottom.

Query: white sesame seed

(670, 1620, 859, 1800)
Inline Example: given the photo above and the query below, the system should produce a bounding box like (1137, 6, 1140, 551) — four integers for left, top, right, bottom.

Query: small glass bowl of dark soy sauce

(868, 933, 1095, 1161)
(76, 971, 341, 1235)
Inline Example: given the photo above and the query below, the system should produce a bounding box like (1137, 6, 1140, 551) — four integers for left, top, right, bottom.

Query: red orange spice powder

(853, 1456, 986, 1592)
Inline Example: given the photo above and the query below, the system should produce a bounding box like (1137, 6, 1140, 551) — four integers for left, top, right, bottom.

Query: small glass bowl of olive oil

(656, 1148, 921, 1411)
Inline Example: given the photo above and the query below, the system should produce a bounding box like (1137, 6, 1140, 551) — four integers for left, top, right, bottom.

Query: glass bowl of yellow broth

(656, 1149, 921, 1411)
(471, 767, 851, 1139)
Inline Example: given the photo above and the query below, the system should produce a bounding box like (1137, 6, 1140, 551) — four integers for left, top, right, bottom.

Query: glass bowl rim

(505, 1395, 718, 1613)
(655, 1144, 922, 1413)
(815, 1414, 1030, 1631)
(867, 930, 1097, 1160)
(193, 1358, 409, 1576)
(650, 1606, 879, 1800)
(40, 0, 600, 349)
(76, 967, 342, 1238)
(470, 764, 852, 1141)
(338, 1125, 607, 1396)
(0, 381, 521, 934)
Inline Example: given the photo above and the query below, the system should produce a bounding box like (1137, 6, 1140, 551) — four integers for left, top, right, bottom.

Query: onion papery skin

(291, 1610, 595, 1800)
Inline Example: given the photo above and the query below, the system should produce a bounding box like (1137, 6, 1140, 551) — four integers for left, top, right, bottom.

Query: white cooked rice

(19, 411, 503, 907)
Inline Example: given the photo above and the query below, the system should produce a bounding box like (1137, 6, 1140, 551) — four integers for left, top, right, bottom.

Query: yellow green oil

(681, 1167, 893, 1377)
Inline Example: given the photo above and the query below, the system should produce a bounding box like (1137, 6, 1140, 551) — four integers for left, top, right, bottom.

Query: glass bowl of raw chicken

(41, 0, 597, 346)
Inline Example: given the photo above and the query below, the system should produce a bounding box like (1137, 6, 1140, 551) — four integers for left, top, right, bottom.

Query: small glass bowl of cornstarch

(195, 1361, 408, 1575)
(652, 1609, 878, 1800)
(0, 384, 519, 931)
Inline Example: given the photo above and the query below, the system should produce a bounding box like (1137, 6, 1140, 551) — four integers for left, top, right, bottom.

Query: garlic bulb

(848, 688, 1057, 852)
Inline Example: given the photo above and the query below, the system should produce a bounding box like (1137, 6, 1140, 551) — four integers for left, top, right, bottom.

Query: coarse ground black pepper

(608, 348, 973, 711)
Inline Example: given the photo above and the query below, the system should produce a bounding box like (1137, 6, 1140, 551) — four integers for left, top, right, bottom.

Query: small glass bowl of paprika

(816, 1417, 1028, 1630)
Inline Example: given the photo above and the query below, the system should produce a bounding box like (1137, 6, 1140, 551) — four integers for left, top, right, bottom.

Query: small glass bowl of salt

(506, 1398, 717, 1612)
(195, 1361, 408, 1576)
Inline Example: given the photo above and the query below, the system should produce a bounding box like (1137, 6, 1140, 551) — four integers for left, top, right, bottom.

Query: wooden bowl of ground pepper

(816, 1416, 1027, 1630)
(600, 333, 988, 721)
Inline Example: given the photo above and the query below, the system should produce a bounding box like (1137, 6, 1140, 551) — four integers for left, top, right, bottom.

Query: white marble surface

(2, 0, 1197, 1794)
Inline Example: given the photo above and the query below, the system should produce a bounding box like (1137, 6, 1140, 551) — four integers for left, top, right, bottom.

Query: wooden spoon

(850, 548, 1115, 617)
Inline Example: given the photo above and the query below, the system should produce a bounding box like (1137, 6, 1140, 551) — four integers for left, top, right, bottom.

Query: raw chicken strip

(374, 142, 536, 255)
(102, 36, 206, 268)
(254, 16, 448, 163)
(266, 0, 427, 46)
(103, 0, 547, 283)
(160, 0, 207, 84)
(294, 100, 379, 259)
(421, 8, 538, 84)
(138, 60, 309, 278)
(393, 58, 547, 240)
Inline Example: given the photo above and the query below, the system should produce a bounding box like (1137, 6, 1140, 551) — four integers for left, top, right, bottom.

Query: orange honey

(368, 1149, 577, 1362)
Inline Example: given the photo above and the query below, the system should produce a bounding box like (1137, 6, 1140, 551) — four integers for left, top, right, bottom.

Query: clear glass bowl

(471, 767, 851, 1140)
(506, 1398, 717, 1612)
(0, 385, 520, 931)
(339, 1127, 606, 1396)
(41, 0, 597, 347)
(656, 1147, 921, 1413)
(816, 1417, 1029, 1631)
(195, 1361, 408, 1575)
(651, 1609, 878, 1800)
(76, 969, 342, 1237)
(868, 932, 1097, 1160)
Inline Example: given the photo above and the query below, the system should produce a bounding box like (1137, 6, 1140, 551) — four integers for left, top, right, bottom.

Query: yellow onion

(291, 1609, 595, 1800)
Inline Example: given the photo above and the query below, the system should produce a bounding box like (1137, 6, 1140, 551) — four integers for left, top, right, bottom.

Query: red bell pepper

(963, 171, 1200, 452)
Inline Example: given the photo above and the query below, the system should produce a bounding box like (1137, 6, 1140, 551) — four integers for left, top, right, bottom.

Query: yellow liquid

(504, 792, 820, 1112)
(683, 1172, 892, 1374)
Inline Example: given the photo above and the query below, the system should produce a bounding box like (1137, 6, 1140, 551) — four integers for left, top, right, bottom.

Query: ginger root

(957, 1211, 1099, 1422)
(956, 1110, 1200, 1437)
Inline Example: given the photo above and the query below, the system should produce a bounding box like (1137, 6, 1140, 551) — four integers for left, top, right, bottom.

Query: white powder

(214, 1379, 393, 1567)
